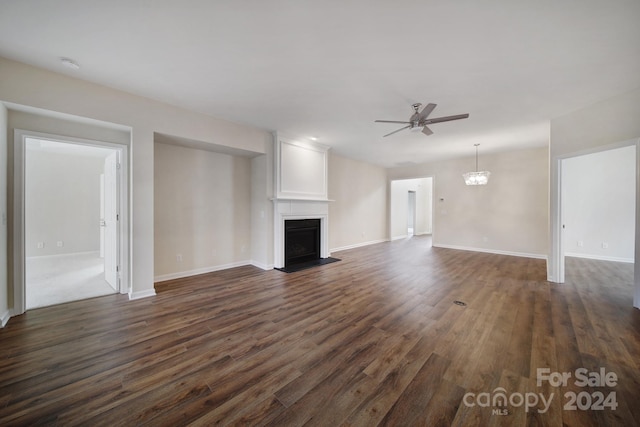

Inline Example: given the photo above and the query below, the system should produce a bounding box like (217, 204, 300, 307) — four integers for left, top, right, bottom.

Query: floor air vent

(453, 300, 467, 307)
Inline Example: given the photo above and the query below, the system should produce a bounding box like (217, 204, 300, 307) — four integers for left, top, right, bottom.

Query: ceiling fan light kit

(375, 102, 469, 137)
(463, 144, 490, 185)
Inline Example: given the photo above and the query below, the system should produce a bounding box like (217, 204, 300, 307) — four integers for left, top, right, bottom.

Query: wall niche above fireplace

(275, 136, 329, 201)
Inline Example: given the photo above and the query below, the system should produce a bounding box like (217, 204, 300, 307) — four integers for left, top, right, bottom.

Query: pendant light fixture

(463, 144, 490, 185)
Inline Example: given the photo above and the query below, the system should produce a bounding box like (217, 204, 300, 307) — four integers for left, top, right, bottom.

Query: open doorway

(390, 177, 433, 241)
(560, 144, 636, 291)
(14, 131, 127, 312)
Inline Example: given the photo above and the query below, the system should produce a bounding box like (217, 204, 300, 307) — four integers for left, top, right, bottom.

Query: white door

(103, 152, 119, 290)
(407, 191, 416, 236)
(99, 174, 105, 258)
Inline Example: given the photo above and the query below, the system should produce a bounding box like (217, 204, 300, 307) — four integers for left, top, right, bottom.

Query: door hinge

(116, 162, 121, 170)
(116, 214, 119, 221)
(116, 265, 120, 272)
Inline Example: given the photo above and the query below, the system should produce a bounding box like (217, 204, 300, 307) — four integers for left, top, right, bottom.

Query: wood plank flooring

(0, 236, 638, 426)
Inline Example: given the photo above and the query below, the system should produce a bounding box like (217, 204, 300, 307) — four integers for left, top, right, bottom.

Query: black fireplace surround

(284, 219, 321, 267)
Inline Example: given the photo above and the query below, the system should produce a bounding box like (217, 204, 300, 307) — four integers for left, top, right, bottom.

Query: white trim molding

(12, 129, 131, 316)
(564, 253, 634, 264)
(275, 134, 330, 201)
(273, 199, 330, 269)
(128, 289, 157, 300)
(251, 260, 274, 271)
(433, 244, 548, 260)
(1, 309, 11, 328)
(331, 239, 388, 253)
(154, 260, 252, 282)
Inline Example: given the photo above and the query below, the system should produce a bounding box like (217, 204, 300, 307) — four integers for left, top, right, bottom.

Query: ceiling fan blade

(422, 125, 434, 136)
(375, 120, 411, 124)
(383, 125, 411, 137)
(419, 103, 437, 120)
(424, 113, 469, 125)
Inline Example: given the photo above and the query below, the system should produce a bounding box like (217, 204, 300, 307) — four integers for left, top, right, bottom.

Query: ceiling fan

(375, 103, 469, 137)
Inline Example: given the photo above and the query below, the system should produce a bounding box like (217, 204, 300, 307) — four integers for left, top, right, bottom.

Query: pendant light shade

(463, 144, 490, 185)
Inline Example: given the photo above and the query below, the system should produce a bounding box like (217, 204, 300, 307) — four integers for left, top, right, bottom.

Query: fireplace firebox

(284, 219, 321, 267)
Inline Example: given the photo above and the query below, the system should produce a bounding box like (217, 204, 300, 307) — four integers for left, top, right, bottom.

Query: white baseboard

(433, 244, 548, 260)
(26, 250, 100, 260)
(331, 239, 388, 253)
(564, 252, 634, 263)
(128, 289, 157, 300)
(1, 309, 11, 328)
(391, 235, 408, 241)
(154, 260, 252, 283)
(251, 260, 274, 270)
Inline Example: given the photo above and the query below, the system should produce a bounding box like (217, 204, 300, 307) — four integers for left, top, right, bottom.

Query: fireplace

(271, 135, 332, 270)
(285, 219, 321, 266)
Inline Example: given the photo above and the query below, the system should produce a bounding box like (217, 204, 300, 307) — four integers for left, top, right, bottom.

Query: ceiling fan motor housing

(374, 102, 469, 137)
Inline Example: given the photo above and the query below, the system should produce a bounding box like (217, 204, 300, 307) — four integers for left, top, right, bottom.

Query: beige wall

(0, 56, 270, 304)
(25, 149, 105, 257)
(329, 153, 387, 251)
(562, 146, 635, 262)
(550, 88, 640, 158)
(8, 110, 131, 146)
(388, 146, 549, 257)
(250, 153, 273, 269)
(154, 142, 252, 280)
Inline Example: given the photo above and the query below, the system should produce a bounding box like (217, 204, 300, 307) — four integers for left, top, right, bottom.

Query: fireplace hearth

(275, 217, 340, 273)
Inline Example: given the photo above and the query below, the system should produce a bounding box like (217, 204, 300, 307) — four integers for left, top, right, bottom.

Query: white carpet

(26, 252, 116, 309)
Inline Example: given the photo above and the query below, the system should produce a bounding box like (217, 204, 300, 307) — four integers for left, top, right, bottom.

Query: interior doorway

(14, 131, 128, 312)
(390, 177, 433, 241)
(559, 143, 636, 294)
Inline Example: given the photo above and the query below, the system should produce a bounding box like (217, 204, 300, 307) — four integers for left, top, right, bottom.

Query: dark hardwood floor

(0, 236, 638, 426)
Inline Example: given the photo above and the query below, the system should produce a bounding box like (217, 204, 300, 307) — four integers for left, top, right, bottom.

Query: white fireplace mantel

(272, 134, 332, 268)
(273, 198, 331, 268)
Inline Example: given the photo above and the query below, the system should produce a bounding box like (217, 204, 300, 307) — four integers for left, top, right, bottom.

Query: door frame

(550, 138, 639, 307)
(102, 150, 120, 290)
(12, 129, 129, 315)
(388, 176, 435, 241)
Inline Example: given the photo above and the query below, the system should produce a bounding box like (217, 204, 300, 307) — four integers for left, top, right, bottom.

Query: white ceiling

(1, 1, 639, 167)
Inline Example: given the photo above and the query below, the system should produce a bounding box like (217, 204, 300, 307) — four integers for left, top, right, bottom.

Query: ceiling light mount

(60, 57, 80, 70)
(463, 143, 490, 185)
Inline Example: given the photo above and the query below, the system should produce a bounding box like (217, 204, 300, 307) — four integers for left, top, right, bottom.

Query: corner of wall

(0, 102, 8, 325)
(1, 309, 10, 328)
(128, 289, 156, 300)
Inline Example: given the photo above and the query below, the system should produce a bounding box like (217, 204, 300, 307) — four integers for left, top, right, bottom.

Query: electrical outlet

(602, 243, 609, 249)
(577, 240, 584, 247)
(176, 254, 183, 262)
(37, 242, 44, 249)
(57, 241, 64, 247)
